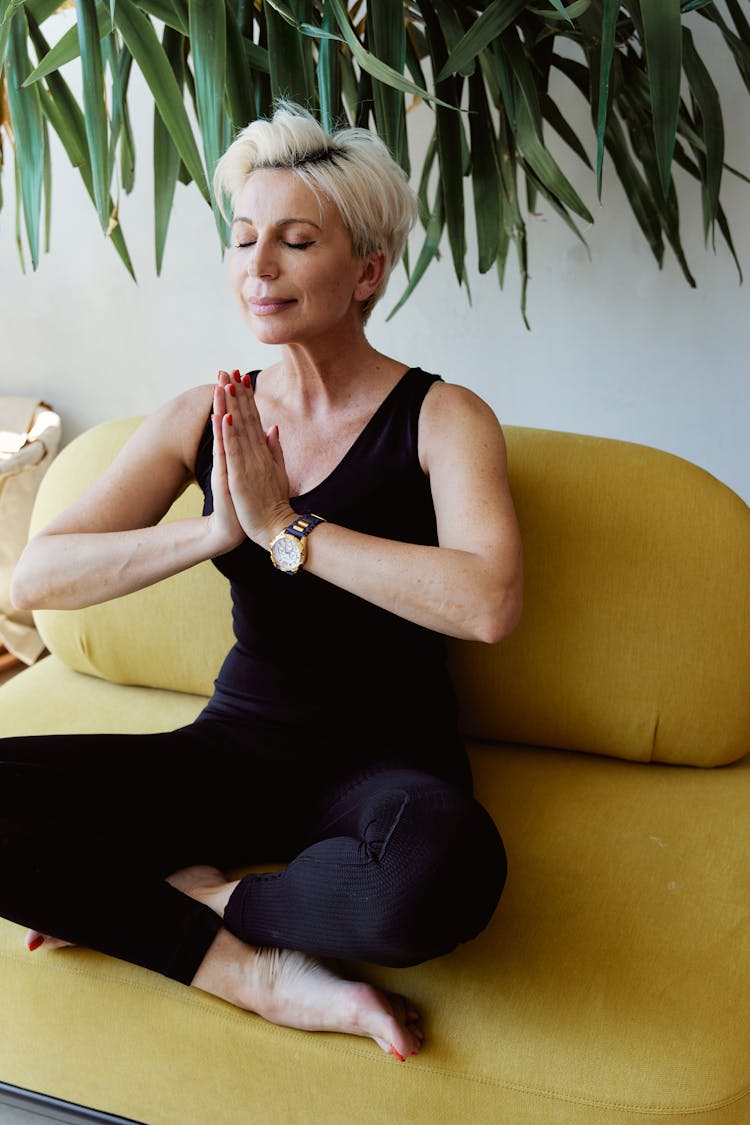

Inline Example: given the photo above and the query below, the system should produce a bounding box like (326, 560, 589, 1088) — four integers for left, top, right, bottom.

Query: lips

(248, 297, 296, 315)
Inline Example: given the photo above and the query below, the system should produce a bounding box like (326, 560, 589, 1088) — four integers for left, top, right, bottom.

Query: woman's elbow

(9, 565, 37, 612)
(473, 577, 523, 646)
(9, 544, 47, 612)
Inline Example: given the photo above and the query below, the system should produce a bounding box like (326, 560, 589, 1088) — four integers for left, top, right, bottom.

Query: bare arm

(302, 383, 523, 642)
(218, 378, 523, 644)
(10, 384, 244, 611)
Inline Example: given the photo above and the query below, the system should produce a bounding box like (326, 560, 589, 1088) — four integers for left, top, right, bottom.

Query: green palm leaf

(327, 0, 448, 106)
(595, 0, 619, 197)
(316, 0, 341, 133)
(188, 0, 230, 233)
(154, 22, 183, 273)
(367, 0, 408, 170)
(604, 112, 664, 267)
(113, 0, 209, 201)
(27, 12, 135, 276)
(6, 7, 45, 267)
(137, 0, 188, 34)
(21, 0, 63, 29)
(417, 0, 466, 286)
(640, 0, 682, 193)
(436, 0, 528, 82)
(388, 180, 445, 319)
(75, 0, 111, 230)
(225, 2, 256, 130)
(515, 97, 593, 223)
(1, 0, 21, 69)
(265, 0, 311, 105)
(529, 0, 591, 19)
(22, 6, 111, 86)
(468, 71, 500, 273)
(682, 25, 724, 239)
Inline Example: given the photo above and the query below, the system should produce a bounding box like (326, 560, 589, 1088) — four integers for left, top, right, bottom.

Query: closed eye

(232, 240, 314, 250)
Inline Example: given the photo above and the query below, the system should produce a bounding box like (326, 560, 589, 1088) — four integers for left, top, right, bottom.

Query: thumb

(265, 424, 284, 466)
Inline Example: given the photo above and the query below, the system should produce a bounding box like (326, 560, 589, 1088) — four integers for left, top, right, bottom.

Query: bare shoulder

(419, 379, 507, 467)
(423, 379, 502, 427)
(142, 383, 215, 473)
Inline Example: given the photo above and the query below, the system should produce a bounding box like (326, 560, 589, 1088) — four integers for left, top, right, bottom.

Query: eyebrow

(231, 216, 322, 230)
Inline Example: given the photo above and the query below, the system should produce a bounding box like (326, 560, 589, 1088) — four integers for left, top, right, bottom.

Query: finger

(213, 382, 227, 421)
(226, 377, 264, 439)
(265, 424, 286, 469)
(212, 413, 234, 490)
(224, 380, 238, 410)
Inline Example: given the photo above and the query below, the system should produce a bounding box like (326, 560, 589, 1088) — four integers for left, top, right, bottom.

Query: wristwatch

(269, 513, 326, 574)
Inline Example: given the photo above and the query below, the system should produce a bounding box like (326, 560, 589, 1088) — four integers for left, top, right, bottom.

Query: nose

(248, 234, 279, 279)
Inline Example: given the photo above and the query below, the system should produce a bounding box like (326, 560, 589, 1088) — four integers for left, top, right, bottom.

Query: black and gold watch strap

(286, 513, 326, 540)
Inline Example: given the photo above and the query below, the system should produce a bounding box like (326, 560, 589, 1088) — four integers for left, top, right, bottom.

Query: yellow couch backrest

(29, 417, 750, 768)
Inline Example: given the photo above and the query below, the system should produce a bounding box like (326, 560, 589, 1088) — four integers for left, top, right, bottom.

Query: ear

(353, 251, 387, 303)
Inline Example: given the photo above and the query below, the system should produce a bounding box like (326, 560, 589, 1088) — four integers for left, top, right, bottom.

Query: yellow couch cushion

(29, 417, 233, 698)
(450, 427, 750, 767)
(0, 654, 206, 736)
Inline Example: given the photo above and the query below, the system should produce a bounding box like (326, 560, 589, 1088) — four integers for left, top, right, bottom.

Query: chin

(244, 317, 298, 345)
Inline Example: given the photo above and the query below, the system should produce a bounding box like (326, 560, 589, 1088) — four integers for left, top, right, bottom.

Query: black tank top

(194, 367, 460, 749)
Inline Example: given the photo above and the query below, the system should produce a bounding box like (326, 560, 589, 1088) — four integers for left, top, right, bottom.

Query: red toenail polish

(232, 369, 241, 381)
(226, 414, 233, 426)
(242, 374, 251, 387)
(391, 1045, 405, 1062)
(229, 384, 236, 397)
(28, 935, 44, 952)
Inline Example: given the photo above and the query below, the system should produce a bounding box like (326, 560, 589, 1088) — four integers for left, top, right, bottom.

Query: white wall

(1, 12, 748, 502)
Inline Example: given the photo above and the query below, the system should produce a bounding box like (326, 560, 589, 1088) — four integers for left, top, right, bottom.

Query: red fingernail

(226, 414, 233, 426)
(28, 935, 44, 952)
(242, 374, 251, 387)
(229, 384, 236, 397)
(233, 369, 241, 381)
(391, 1045, 405, 1062)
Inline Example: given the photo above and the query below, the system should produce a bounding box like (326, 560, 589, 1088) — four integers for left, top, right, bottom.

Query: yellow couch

(0, 416, 748, 1125)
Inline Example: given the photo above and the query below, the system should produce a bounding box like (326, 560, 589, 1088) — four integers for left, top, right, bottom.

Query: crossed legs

(0, 726, 506, 1056)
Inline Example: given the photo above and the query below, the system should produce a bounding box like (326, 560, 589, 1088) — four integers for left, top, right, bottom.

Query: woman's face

(228, 168, 376, 347)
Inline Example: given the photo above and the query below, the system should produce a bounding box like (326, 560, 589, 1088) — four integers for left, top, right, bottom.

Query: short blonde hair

(213, 102, 418, 321)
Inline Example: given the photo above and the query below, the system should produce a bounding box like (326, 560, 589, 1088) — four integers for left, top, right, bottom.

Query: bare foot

(166, 864, 239, 916)
(24, 929, 73, 953)
(193, 929, 423, 1060)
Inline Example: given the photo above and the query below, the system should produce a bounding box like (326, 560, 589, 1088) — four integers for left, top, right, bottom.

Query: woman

(5, 103, 523, 1061)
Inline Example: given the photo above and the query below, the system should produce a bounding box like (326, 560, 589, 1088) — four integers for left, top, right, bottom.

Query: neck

(276, 327, 386, 408)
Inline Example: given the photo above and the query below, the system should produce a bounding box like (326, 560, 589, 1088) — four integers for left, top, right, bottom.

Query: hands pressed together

(209, 369, 297, 557)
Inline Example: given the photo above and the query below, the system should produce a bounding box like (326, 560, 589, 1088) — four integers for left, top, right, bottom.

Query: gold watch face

(271, 533, 304, 572)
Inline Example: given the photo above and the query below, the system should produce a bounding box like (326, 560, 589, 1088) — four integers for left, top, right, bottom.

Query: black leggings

(0, 716, 507, 984)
